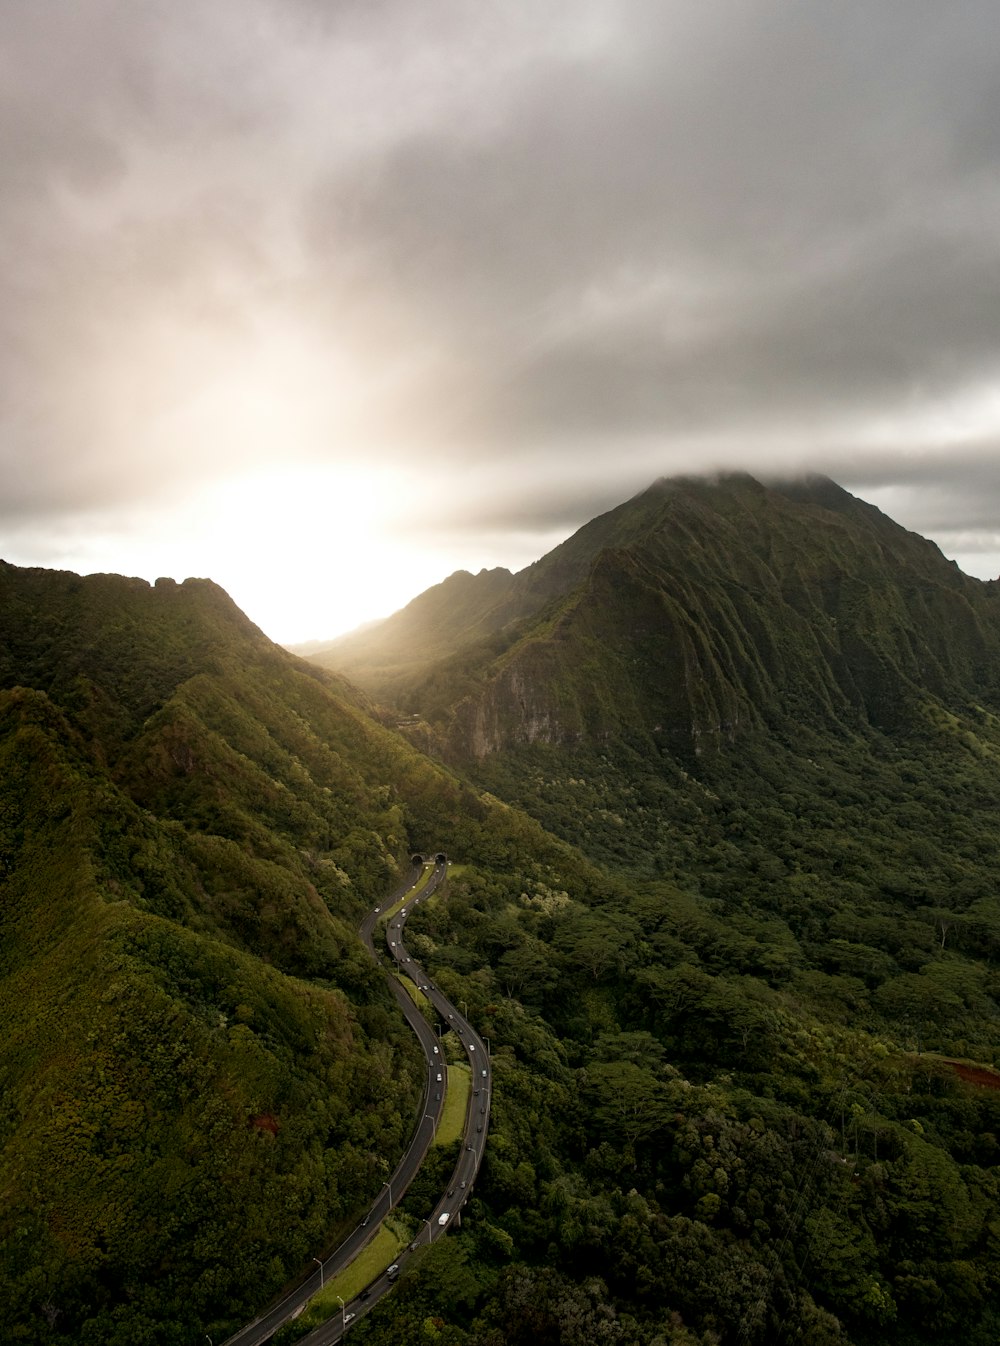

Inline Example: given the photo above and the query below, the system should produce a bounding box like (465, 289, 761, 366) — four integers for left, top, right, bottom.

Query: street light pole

(313, 1257, 323, 1289)
(335, 1294, 346, 1328)
(424, 1112, 436, 1138)
(383, 1178, 392, 1207)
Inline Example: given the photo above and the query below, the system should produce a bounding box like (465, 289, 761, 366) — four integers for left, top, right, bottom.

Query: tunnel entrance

(411, 853, 424, 866)
(435, 852, 447, 864)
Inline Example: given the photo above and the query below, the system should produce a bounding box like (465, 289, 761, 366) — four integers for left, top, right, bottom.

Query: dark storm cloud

(304, 0, 1000, 454)
(4, 0, 1000, 592)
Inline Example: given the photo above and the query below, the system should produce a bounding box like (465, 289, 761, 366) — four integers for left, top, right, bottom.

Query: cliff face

(382, 475, 1000, 763)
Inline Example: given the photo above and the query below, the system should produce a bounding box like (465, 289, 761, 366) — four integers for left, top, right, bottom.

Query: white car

(437, 1212, 450, 1226)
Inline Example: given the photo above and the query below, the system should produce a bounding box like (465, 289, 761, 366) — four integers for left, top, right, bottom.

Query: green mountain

(318, 473, 1000, 761)
(0, 561, 591, 1344)
(6, 471, 1000, 1346)
(305, 475, 1000, 1345)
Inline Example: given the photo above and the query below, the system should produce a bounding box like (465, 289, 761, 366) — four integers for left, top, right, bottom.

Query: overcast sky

(4, 0, 1000, 641)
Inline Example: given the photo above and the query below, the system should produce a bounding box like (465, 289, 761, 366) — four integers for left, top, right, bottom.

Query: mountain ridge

(310, 473, 1000, 763)
(6, 480, 1000, 1345)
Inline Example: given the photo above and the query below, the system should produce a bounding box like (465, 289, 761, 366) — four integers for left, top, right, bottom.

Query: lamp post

(335, 1294, 346, 1328)
(313, 1257, 323, 1289)
(383, 1178, 392, 1208)
(424, 1112, 436, 1139)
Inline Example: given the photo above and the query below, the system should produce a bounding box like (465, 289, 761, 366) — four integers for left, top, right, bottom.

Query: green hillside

(6, 469, 1000, 1346)
(304, 475, 1000, 1346)
(354, 475, 1000, 761)
(0, 562, 595, 1344)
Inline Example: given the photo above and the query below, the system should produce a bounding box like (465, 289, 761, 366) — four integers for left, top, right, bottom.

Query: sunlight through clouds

(6, 1, 1000, 640)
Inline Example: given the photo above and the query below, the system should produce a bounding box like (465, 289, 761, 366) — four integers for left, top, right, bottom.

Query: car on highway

(438, 1212, 450, 1226)
(387, 1263, 399, 1280)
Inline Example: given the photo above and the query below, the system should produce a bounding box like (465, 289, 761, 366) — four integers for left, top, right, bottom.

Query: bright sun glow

(13, 462, 457, 646)
(168, 463, 453, 643)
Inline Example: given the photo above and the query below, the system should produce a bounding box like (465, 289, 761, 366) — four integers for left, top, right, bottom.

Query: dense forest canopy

(4, 476, 1000, 1344)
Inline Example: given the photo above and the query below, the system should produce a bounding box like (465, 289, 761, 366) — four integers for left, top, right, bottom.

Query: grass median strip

(436, 1061, 470, 1147)
(297, 1215, 411, 1328)
(383, 863, 435, 919)
(397, 973, 432, 1014)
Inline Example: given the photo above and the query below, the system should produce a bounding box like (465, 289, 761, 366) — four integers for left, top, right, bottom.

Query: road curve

(221, 857, 492, 1346)
(297, 863, 493, 1345)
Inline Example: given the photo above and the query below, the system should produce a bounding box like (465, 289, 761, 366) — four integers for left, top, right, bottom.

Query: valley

(3, 475, 1000, 1345)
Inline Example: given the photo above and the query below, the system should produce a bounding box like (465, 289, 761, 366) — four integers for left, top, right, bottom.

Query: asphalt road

(297, 862, 493, 1346)
(220, 858, 492, 1346)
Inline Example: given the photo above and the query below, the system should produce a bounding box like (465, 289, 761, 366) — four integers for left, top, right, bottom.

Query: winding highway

(221, 855, 492, 1346)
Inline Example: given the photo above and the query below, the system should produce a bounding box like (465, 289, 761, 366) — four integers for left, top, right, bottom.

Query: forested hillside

(5, 471, 1000, 1346)
(0, 562, 592, 1344)
(307, 476, 1000, 1346)
(333, 475, 1000, 761)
